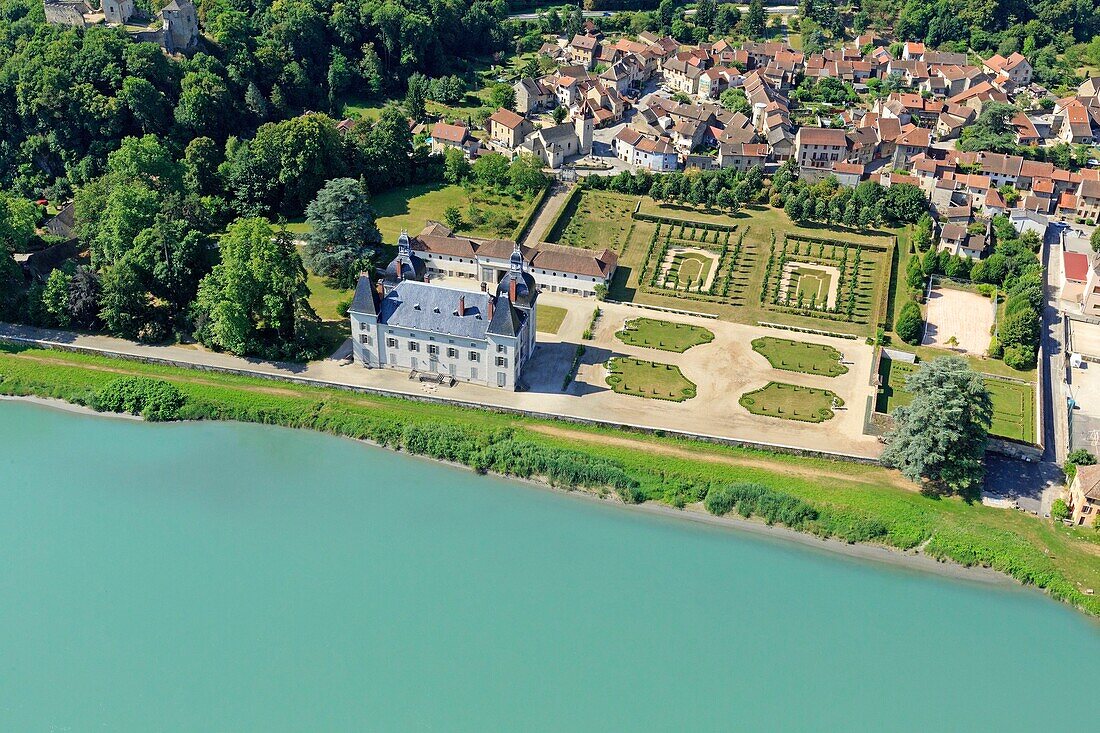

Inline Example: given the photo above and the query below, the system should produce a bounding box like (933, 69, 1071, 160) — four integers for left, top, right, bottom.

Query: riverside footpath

(0, 317, 883, 462)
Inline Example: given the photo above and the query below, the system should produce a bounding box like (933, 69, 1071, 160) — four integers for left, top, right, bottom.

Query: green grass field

(672, 252, 713, 288)
(606, 357, 697, 401)
(739, 381, 843, 423)
(616, 317, 715, 353)
(546, 190, 638, 253)
(792, 267, 832, 305)
(536, 305, 568, 334)
(877, 358, 1036, 444)
(1, 344, 1097, 617)
(372, 183, 539, 243)
(751, 337, 848, 378)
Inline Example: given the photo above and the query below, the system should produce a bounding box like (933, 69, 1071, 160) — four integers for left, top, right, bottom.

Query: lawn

(876, 357, 1037, 444)
(545, 190, 639, 253)
(606, 357, 697, 401)
(372, 182, 540, 243)
(536, 304, 568, 334)
(338, 96, 389, 121)
(1, 345, 1098, 617)
(792, 267, 832, 305)
(751, 337, 848, 378)
(616, 317, 715, 353)
(672, 252, 713, 288)
(739, 381, 843, 423)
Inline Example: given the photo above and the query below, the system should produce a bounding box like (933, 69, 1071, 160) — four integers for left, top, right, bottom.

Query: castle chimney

(487, 296, 495, 321)
(458, 296, 466, 316)
(375, 279, 385, 299)
(480, 281, 488, 292)
(509, 277, 517, 303)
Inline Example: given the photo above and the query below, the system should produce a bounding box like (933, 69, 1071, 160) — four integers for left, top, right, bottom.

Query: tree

(551, 105, 568, 124)
(303, 179, 381, 288)
(744, 0, 766, 38)
(41, 269, 73, 328)
(443, 147, 471, 184)
(488, 83, 516, 112)
(881, 356, 994, 496)
(99, 258, 149, 340)
(0, 193, 38, 253)
(895, 299, 923, 344)
(443, 206, 463, 231)
(508, 154, 549, 195)
(473, 152, 510, 188)
(69, 266, 102, 330)
(191, 218, 316, 358)
(1091, 227, 1100, 255)
(405, 72, 430, 121)
(905, 255, 925, 290)
(719, 87, 751, 116)
(884, 184, 928, 224)
(1051, 498, 1070, 522)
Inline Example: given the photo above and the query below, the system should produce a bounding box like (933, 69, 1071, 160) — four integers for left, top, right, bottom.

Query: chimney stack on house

(458, 296, 466, 316)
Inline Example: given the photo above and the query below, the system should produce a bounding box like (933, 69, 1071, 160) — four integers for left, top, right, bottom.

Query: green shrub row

(92, 377, 185, 421)
(704, 482, 819, 529)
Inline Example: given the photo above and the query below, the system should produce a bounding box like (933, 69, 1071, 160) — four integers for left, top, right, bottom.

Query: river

(0, 400, 1097, 730)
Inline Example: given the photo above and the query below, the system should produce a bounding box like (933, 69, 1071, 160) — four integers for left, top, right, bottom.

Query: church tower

(575, 104, 594, 156)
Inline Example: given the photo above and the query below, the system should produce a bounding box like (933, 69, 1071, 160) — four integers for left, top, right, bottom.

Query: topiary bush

(92, 377, 186, 421)
(895, 299, 923, 344)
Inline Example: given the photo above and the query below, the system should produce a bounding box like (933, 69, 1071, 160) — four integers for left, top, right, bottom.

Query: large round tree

(881, 356, 993, 497)
(303, 178, 382, 289)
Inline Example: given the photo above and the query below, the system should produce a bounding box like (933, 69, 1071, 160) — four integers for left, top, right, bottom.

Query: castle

(348, 232, 538, 390)
(43, 0, 199, 54)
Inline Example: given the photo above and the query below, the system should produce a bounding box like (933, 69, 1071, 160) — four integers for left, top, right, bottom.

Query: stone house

(487, 108, 534, 150)
(1067, 464, 1100, 526)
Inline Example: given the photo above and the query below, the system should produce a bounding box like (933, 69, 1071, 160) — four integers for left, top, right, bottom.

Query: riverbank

(3, 392, 1012, 586)
(1, 344, 1097, 616)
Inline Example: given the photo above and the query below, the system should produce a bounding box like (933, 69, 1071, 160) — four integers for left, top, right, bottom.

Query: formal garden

(876, 355, 1036, 444)
(751, 337, 848, 378)
(739, 381, 843, 423)
(605, 357, 697, 402)
(758, 234, 888, 329)
(615, 317, 715, 353)
(554, 193, 904, 339)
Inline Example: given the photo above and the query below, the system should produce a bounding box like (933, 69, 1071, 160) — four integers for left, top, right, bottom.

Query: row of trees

(777, 173, 929, 228)
(582, 165, 767, 213)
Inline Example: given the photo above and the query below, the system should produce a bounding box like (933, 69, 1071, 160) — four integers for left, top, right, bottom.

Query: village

(12, 3, 1100, 523)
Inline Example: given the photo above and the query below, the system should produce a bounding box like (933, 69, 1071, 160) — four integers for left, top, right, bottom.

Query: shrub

(895, 300, 923, 344)
(1003, 344, 1035, 370)
(1051, 499, 1070, 522)
(987, 337, 1003, 359)
(92, 377, 185, 421)
(704, 482, 818, 528)
(1064, 449, 1097, 480)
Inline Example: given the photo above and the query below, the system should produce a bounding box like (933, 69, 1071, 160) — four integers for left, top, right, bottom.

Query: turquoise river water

(0, 400, 1097, 731)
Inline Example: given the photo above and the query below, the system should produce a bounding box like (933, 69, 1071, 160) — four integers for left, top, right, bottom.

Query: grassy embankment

(0, 344, 1098, 617)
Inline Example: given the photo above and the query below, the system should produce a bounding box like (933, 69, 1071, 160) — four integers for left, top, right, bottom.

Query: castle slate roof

(378, 281, 492, 340)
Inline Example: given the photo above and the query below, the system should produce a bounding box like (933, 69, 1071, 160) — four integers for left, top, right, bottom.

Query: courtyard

(921, 283, 996, 355)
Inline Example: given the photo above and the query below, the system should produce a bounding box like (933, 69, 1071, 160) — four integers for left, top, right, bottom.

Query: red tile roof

(1064, 251, 1090, 282)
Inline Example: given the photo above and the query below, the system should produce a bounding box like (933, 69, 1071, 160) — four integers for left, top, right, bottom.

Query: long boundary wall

(0, 330, 880, 466)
